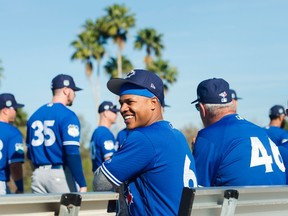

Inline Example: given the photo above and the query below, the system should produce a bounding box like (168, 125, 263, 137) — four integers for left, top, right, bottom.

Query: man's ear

(63, 87, 70, 96)
(150, 97, 159, 111)
(200, 103, 207, 116)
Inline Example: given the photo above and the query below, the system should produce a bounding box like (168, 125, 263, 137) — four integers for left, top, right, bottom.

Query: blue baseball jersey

(26, 103, 81, 165)
(90, 126, 117, 172)
(0, 122, 24, 181)
(277, 141, 288, 183)
(264, 126, 288, 146)
(100, 121, 197, 215)
(116, 128, 128, 149)
(193, 114, 286, 187)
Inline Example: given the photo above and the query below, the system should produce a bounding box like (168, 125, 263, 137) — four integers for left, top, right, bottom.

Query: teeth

(124, 115, 133, 120)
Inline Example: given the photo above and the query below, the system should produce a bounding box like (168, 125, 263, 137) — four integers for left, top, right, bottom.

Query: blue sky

(0, 0, 287, 136)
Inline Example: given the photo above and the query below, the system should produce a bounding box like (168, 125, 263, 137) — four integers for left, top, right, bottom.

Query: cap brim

(111, 108, 120, 113)
(191, 99, 198, 104)
(14, 103, 24, 109)
(72, 87, 82, 91)
(107, 78, 145, 95)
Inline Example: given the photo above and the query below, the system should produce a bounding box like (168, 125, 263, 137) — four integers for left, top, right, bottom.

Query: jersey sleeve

(99, 130, 116, 160)
(101, 130, 155, 186)
(8, 128, 25, 164)
(61, 112, 81, 146)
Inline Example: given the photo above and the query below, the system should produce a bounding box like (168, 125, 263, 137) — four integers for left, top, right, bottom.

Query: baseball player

(26, 74, 87, 193)
(93, 69, 197, 215)
(0, 93, 25, 194)
(192, 78, 286, 186)
(264, 105, 288, 184)
(90, 101, 119, 173)
(264, 105, 288, 145)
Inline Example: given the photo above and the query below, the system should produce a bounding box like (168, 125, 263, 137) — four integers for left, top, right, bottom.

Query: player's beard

(67, 101, 73, 107)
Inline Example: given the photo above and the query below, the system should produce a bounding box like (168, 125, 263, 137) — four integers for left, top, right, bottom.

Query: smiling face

(119, 94, 160, 130)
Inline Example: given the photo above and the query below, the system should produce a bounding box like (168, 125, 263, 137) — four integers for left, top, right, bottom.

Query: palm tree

(101, 4, 136, 78)
(134, 28, 164, 67)
(146, 58, 178, 92)
(104, 56, 133, 79)
(71, 19, 106, 121)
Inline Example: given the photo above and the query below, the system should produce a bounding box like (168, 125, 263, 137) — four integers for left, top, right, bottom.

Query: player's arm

(93, 167, 128, 214)
(93, 166, 115, 191)
(10, 162, 24, 193)
(64, 145, 87, 192)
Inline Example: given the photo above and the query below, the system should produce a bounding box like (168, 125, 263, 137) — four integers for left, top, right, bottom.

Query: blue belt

(35, 165, 63, 169)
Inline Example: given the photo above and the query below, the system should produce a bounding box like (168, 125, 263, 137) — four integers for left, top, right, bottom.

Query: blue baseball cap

(269, 105, 286, 117)
(230, 89, 242, 100)
(0, 93, 24, 109)
(98, 101, 120, 113)
(51, 74, 82, 91)
(107, 69, 165, 106)
(191, 78, 232, 104)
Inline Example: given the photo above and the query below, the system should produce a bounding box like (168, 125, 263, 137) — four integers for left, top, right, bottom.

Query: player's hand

(15, 189, 24, 194)
(79, 187, 87, 193)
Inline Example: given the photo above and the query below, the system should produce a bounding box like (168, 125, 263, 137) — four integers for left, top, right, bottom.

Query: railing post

(220, 189, 239, 216)
(178, 187, 196, 216)
(58, 193, 82, 216)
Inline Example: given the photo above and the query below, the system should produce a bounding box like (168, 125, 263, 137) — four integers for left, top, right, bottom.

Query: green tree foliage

(146, 58, 178, 92)
(134, 28, 164, 67)
(104, 56, 133, 78)
(101, 4, 136, 78)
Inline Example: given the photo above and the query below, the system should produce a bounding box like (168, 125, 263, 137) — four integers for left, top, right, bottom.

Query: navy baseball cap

(107, 69, 165, 106)
(269, 105, 286, 117)
(98, 101, 120, 113)
(230, 89, 242, 100)
(0, 93, 24, 109)
(191, 78, 232, 104)
(51, 74, 82, 91)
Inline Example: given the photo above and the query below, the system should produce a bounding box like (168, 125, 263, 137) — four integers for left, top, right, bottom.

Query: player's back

(195, 114, 286, 186)
(26, 103, 79, 165)
(265, 126, 288, 146)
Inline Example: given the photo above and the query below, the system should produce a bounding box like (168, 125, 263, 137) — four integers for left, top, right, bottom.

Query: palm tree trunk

(117, 46, 122, 78)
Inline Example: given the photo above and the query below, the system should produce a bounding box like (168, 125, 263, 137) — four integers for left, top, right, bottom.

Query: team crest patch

(67, 124, 80, 137)
(15, 143, 24, 154)
(104, 140, 115, 150)
(219, 91, 228, 103)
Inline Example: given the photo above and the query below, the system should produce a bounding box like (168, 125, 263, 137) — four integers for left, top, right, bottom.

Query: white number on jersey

(250, 137, 285, 172)
(31, 120, 56, 147)
(183, 155, 197, 187)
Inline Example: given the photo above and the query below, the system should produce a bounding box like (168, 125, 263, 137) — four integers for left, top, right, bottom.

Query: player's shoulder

(0, 122, 21, 136)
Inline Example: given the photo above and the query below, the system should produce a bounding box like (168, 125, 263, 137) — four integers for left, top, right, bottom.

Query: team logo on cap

(219, 91, 228, 103)
(63, 80, 70, 87)
(5, 100, 12, 107)
(150, 83, 156, 89)
(126, 70, 135, 78)
(67, 124, 80, 137)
